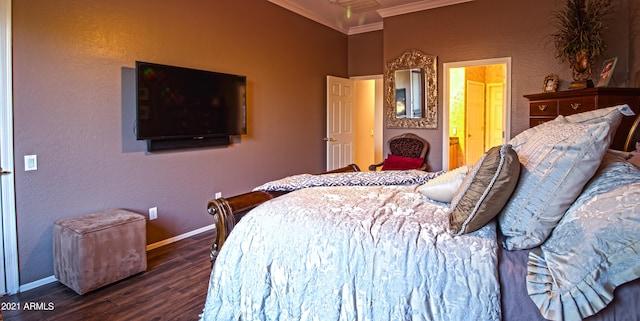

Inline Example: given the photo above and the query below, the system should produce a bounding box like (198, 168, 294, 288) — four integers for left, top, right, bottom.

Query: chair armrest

(368, 161, 384, 171)
(327, 163, 361, 173)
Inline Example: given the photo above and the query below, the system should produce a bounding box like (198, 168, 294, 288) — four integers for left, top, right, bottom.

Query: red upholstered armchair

(369, 133, 430, 171)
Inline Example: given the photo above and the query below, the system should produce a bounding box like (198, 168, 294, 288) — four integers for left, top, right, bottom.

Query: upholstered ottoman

(53, 209, 147, 295)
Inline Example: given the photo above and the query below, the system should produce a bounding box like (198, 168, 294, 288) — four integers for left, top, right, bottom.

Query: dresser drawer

(558, 96, 596, 115)
(529, 117, 555, 127)
(529, 100, 558, 116)
(525, 88, 640, 150)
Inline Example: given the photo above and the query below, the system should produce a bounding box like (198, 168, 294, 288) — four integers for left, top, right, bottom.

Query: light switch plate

(24, 155, 37, 171)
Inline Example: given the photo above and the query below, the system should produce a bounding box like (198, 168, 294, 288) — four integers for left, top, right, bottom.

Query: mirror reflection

(385, 49, 437, 129)
(394, 68, 425, 118)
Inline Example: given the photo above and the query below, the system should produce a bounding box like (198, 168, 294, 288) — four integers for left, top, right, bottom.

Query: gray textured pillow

(499, 118, 612, 250)
(449, 145, 520, 235)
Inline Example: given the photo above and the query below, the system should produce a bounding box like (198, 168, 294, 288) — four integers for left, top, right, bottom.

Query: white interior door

(1, 0, 19, 295)
(465, 80, 486, 165)
(486, 83, 505, 148)
(443, 58, 512, 171)
(326, 76, 355, 171)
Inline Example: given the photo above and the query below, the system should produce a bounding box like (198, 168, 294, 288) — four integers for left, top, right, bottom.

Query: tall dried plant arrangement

(550, 0, 615, 83)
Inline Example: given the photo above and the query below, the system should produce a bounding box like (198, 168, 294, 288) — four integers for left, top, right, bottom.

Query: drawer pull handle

(538, 105, 548, 111)
(571, 103, 581, 110)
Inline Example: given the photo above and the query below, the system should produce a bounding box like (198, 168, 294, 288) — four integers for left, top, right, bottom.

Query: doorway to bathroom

(443, 58, 512, 170)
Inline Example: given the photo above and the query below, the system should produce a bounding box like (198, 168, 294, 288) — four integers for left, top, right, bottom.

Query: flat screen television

(135, 61, 246, 144)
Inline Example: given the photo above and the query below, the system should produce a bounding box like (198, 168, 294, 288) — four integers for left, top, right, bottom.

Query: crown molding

(348, 22, 384, 35)
(268, 0, 350, 34)
(377, 0, 474, 18)
(268, 0, 474, 35)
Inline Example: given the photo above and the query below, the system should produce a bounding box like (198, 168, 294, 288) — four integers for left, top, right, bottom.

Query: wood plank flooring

(0, 229, 215, 321)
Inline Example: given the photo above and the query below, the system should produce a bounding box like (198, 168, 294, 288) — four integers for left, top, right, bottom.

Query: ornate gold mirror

(385, 49, 437, 129)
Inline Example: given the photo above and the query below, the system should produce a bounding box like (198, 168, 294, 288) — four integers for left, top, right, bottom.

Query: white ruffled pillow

(416, 165, 470, 202)
(526, 154, 640, 320)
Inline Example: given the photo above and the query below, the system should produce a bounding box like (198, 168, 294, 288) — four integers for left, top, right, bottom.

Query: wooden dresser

(524, 87, 640, 150)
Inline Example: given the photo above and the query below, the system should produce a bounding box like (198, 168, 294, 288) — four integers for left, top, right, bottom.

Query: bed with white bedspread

(201, 105, 640, 321)
(203, 183, 501, 320)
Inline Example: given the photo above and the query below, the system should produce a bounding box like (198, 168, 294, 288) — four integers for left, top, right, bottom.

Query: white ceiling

(268, 0, 474, 35)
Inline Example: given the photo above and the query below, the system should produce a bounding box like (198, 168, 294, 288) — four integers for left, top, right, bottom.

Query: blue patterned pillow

(499, 118, 612, 250)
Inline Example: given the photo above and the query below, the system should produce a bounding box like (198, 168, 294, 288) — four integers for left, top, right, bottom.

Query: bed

(200, 105, 640, 321)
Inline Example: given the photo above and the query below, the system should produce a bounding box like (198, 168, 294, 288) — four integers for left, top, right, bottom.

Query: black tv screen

(135, 61, 246, 140)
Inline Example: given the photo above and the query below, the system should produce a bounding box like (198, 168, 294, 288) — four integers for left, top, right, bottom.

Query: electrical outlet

(149, 207, 158, 220)
(215, 192, 222, 199)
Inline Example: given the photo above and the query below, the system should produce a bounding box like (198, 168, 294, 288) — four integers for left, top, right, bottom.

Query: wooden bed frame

(207, 163, 361, 264)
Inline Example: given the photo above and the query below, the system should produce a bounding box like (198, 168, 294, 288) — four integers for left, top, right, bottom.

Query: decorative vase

(569, 49, 594, 89)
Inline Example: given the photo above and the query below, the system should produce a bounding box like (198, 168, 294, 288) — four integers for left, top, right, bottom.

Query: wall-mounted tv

(135, 61, 246, 150)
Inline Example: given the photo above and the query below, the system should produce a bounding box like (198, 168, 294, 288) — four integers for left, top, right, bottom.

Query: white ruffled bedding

(201, 184, 501, 321)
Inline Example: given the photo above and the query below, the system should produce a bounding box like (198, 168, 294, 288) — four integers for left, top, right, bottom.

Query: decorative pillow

(449, 145, 520, 235)
(499, 117, 612, 250)
(417, 165, 470, 202)
(564, 104, 634, 143)
(563, 103, 633, 125)
(509, 104, 634, 151)
(526, 155, 640, 320)
(381, 154, 423, 171)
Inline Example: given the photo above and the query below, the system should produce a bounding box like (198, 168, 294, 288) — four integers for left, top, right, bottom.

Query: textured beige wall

(348, 30, 384, 76)
(12, 0, 347, 284)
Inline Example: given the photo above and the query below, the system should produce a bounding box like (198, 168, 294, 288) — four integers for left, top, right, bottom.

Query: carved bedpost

(207, 191, 281, 265)
(207, 197, 235, 265)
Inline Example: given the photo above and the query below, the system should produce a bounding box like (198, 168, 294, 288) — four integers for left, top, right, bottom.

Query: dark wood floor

(0, 229, 215, 321)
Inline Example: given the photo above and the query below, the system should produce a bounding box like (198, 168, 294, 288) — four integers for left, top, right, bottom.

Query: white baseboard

(18, 224, 215, 293)
(19, 275, 57, 292)
(146, 224, 215, 251)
